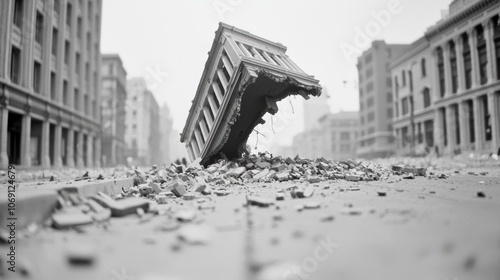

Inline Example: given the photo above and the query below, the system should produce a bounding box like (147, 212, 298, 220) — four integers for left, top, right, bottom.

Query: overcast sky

(101, 0, 451, 148)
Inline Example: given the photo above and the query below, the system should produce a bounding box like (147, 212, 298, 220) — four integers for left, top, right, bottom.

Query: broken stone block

(91, 196, 150, 217)
(276, 171, 290, 182)
(247, 196, 273, 207)
(477, 191, 485, 198)
(149, 182, 162, 194)
(138, 184, 153, 196)
(276, 192, 285, 201)
(346, 175, 361, 182)
(253, 169, 270, 180)
(227, 167, 246, 178)
(255, 161, 271, 169)
(52, 211, 93, 229)
(175, 209, 196, 222)
(403, 173, 415, 179)
(320, 214, 334, 222)
(416, 168, 427, 176)
(304, 201, 321, 209)
(392, 165, 403, 172)
(295, 186, 314, 198)
(66, 244, 96, 266)
(156, 194, 168, 204)
(183, 193, 196, 200)
(271, 163, 286, 172)
(171, 182, 187, 197)
(85, 200, 111, 222)
(377, 190, 387, 197)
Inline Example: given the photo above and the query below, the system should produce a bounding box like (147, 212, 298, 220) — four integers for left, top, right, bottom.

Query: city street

(2, 158, 500, 280)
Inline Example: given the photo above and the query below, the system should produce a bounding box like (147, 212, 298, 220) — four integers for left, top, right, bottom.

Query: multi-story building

(356, 41, 411, 159)
(304, 87, 330, 130)
(391, 37, 435, 155)
(101, 54, 127, 166)
(180, 23, 321, 165)
(125, 78, 160, 166)
(292, 128, 323, 159)
(0, 0, 102, 169)
(159, 103, 173, 164)
(318, 111, 359, 160)
(392, 0, 500, 156)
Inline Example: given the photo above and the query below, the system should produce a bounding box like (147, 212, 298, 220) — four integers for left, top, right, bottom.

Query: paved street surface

(1, 159, 500, 280)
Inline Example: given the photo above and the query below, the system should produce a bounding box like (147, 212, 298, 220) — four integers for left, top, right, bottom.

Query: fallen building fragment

(181, 23, 322, 165)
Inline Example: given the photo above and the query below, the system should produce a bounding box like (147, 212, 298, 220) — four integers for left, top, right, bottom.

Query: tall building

(356, 41, 411, 159)
(318, 111, 359, 160)
(0, 0, 102, 169)
(159, 103, 173, 164)
(392, 0, 500, 156)
(101, 54, 127, 166)
(125, 78, 160, 166)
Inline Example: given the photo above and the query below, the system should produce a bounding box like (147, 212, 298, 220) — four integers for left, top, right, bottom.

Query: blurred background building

(0, 0, 102, 169)
(318, 111, 359, 160)
(356, 41, 411, 159)
(125, 78, 161, 166)
(101, 54, 127, 166)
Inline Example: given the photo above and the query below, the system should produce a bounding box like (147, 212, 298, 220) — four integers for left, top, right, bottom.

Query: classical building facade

(0, 0, 102, 169)
(356, 41, 411, 159)
(392, 0, 500, 156)
(125, 78, 160, 166)
(181, 23, 321, 165)
(318, 111, 359, 160)
(391, 38, 435, 155)
(101, 54, 127, 166)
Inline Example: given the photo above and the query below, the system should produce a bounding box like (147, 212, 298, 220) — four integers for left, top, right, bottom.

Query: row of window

(236, 42, 301, 72)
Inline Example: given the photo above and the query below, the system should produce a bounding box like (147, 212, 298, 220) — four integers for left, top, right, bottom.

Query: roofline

(390, 36, 430, 69)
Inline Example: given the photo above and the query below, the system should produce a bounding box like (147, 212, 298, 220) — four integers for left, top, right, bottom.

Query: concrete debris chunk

(52, 211, 93, 229)
(66, 244, 96, 266)
(178, 225, 212, 245)
(91, 196, 150, 217)
(247, 196, 273, 207)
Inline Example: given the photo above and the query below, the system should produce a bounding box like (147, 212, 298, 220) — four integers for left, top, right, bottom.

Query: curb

(0, 178, 134, 230)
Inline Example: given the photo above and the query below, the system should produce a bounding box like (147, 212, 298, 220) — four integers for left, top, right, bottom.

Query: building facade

(292, 128, 323, 159)
(318, 111, 359, 160)
(101, 54, 127, 166)
(125, 78, 160, 166)
(356, 41, 411, 159)
(0, 0, 102, 169)
(181, 23, 321, 165)
(392, 0, 500, 156)
(391, 38, 435, 155)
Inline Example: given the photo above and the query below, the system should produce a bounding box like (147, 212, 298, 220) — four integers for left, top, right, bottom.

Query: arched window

(421, 58, 426, 77)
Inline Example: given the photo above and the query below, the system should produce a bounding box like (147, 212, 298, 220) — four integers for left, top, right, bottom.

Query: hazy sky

(101, 0, 451, 147)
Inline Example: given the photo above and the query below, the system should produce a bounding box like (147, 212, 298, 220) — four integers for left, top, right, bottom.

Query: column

(488, 92, 499, 151)
(66, 128, 75, 167)
(484, 20, 496, 84)
(87, 135, 93, 168)
(203, 107, 214, 129)
(446, 105, 457, 152)
(190, 139, 199, 158)
(76, 131, 84, 168)
(212, 83, 224, 104)
(53, 123, 62, 168)
(443, 43, 452, 97)
(94, 137, 101, 168)
(250, 47, 265, 62)
(455, 37, 466, 93)
(41, 120, 51, 168)
(200, 119, 209, 141)
(458, 102, 469, 151)
(217, 69, 228, 91)
(194, 129, 204, 154)
(207, 94, 219, 117)
(473, 97, 483, 151)
(434, 108, 445, 154)
(237, 42, 252, 57)
(186, 145, 195, 162)
(221, 55, 234, 76)
(469, 29, 480, 88)
(20, 114, 31, 166)
(0, 107, 8, 169)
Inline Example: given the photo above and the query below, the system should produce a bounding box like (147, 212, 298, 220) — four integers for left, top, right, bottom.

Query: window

(441, 108, 448, 146)
(77, 17, 82, 39)
(482, 96, 492, 141)
(494, 15, 500, 80)
(54, 0, 60, 13)
(476, 25, 488, 85)
(453, 104, 460, 145)
(402, 70, 406, 86)
(52, 28, 58, 56)
(394, 76, 399, 97)
(387, 108, 393, 118)
(75, 53, 80, 74)
(364, 53, 372, 64)
(463, 33, 472, 89)
(35, 11, 44, 45)
(402, 126, 408, 147)
(366, 81, 374, 93)
(63, 80, 68, 105)
(64, 41, 70, 65)
(395, 102, 399, 117)
(367, 97, 374, 107)
(33, 61, 42, 93)
(84, 95, 89, 115)
(88, 1, 93, 20)
(13, 0, 23, 28)
(467, 100, 475, 143)
(387, 92, 393, 102)
(424, 120, 434, 146)
(437, 47, 445, 97)
(366, 67, 373, 78)
(423, 88, 431, 108)
(367, 112, 375, 122)
(386, 77, 392, 87)
(74, 89, 79, 110)
(408, 70, 413, 92)
(10, 47, 21, 84)
(66, 3, 72, 27)
(417, 123, 423, 144)
(86, 32, 91, 51)
(421, 58, 426, 77)
(340, 132, 350, 141)
(85, 63, 89, 82)
(402, 97, 409, 115)
(50, 72, 57, 100)
(449, 41, 458, 93)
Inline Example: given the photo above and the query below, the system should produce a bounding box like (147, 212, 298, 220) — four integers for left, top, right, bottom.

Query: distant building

(125, 78, 160, 166)
(304, 87, 330, 130)
(159, 104, 174, 164)
(318, 111, 359, 160)
(101, 54, 127, 166)
(292, 128, 323, 159)
(0, 0, 102, 168)
(391, 0, 500, 156)
(356, 41, 411, 159)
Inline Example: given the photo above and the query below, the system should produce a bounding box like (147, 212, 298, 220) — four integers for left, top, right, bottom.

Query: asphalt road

(2, 169, 500, 280)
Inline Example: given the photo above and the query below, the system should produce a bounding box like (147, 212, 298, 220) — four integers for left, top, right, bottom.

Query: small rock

(477, 191, 485, 198)
(303, 201, 321, 209)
